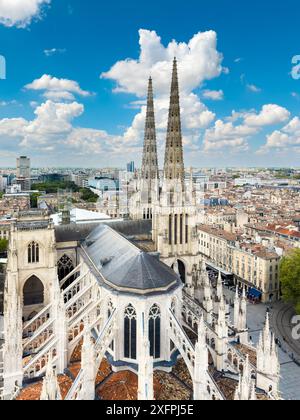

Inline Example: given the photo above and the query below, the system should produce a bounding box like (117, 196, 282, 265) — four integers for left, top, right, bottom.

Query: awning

(248, 288, 262, 298)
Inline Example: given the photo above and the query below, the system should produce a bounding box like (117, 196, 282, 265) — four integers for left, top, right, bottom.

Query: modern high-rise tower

(16, 156, 31, 179)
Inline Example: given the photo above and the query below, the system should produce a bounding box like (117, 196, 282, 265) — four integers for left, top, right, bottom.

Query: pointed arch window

(149, 304, 161, 359)
(124, 304, 137, 360)
(28, 242, 39, 264)
(58, 254, 75, 288)
(23, 276, 44, 306)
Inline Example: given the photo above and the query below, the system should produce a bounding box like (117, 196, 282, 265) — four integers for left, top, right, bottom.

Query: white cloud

(25, 75, 91, 97)
(0, 0, 50, 28)
(244, 104, 290, 127)
(203, 104, 291, 152)
(102, 29, 225, 155)
(260, 117, 300, 152)
(44, 48, 66, 57)
(102, 29, 224, 97)
(203, 120, 257, 152)
(43, 90, 76, 101)
(1, 26, 223, 160)
(0, 100, 123, 158)
(20, 101, 84, 149)
(202, 89, 224, 101)
(247, 84, 262, 93)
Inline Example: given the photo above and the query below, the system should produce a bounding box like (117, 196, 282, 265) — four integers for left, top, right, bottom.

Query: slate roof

(81, 224, 180, 295)
(54, 220, 152, 243)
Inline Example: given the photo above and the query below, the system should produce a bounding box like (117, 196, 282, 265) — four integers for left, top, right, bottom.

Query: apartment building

(199, 224, 281, 302)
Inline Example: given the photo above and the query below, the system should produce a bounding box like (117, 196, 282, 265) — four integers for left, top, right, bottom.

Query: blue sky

(0, 0, 299, 168)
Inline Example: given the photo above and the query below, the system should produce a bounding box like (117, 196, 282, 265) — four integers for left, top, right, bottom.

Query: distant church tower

(152, 59, 200, 288)
(129, 77, 159, 220)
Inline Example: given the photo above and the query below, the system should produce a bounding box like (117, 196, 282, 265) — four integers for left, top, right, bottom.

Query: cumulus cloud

(203, 120, 256, 152)
(0, 0, 50, 28)
(244, 104, 290, 127)
(102, 29, 225, 155)
(203, 104, 291, 152)
(0, 100, 123, 158)
(102, 29, 224, 97)
(202, 89, 224, 101)
(25, 75, 93, 101)
(259, 117, 300, 152)
(21, 101, 84, 149)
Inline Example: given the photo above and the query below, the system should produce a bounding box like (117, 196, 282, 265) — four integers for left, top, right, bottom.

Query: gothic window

(180, 214, 183, 244)
(28, 242, 39, 264)
(23, 276, 44, 306)
(58, 255, 75, 289)
(149, 304, 161, 359)
(124, 304, 137, 360)
(174, 214, 178, 245)
(185, 215, 189, 244)
(169, 215, 172, 245)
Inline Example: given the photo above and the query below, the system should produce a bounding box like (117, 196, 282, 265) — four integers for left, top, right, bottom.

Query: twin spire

(141, 58, 185, 184)
(141, 76, 159, 185)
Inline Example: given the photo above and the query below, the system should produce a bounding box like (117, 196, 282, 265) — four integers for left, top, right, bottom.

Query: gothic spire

(141, 77, 159, 186)
(164, 58, 185, 184)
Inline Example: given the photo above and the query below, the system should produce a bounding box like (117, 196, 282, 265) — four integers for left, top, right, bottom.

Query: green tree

(30, 192, 41, 208)
(31, 181, 80, 194)
(79, 188, 98, 203)
(0, 238, 8, 254)
(280, 249, 300, 314)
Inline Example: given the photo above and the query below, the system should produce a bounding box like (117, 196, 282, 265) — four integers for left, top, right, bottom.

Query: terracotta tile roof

(236, 344, 257, 367)
(199, 224, 237, 241)
(98, 371, 139, 401)
(16, 375, 73, 401)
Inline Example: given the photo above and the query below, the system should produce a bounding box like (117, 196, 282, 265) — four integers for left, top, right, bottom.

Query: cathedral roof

(81, 224, 181, 295)
(54, 220, 152, 243)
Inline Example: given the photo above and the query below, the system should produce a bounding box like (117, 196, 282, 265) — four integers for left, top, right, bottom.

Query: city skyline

(0, 0, 300, 168)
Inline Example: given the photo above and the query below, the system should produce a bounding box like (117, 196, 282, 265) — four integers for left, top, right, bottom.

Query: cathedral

(0, 60, 280, 401)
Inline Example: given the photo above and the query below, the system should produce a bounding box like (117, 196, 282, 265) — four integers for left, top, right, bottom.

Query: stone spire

(78, 330, 96, 401)
(138, 335, 154, 400)
(216, 271, 223, 302)
(51, 278, 67, 374)
(234, 355, 253, 401)
(3, 273, 23, 397)
(202, 263, 213, 320)
(256, 312, 280, 397)
(215, 293, 228, 371)
(164, 58, 185, 184)
(194, 316, 209, 400)
(40, 357, 62, 401)
(141, 77, 159, 189)
(234, 287, 248, 344)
